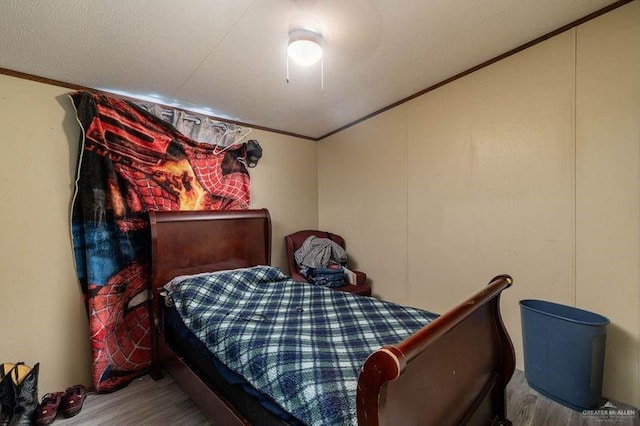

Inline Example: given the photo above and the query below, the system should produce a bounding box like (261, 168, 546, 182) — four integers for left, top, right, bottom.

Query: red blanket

(70, 92, 250, 391)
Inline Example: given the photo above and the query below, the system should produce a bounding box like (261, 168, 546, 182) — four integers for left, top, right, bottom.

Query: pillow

(171, 258, 252, 278)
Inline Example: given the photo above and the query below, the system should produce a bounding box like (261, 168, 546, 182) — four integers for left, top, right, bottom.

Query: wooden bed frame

(148, 209, 515, 425)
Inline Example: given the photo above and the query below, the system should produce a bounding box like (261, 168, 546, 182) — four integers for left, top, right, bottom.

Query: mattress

(164, 304, 301, 425)
(166, 266, 437, 425)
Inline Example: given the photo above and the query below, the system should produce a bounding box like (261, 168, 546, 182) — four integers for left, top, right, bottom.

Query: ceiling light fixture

(287, 28, 323, 66)
(286, 28, 324, 89)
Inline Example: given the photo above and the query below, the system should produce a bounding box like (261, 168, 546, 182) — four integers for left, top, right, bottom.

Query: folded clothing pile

(294, 235, 351, 287)
(300, 265, 345, 288)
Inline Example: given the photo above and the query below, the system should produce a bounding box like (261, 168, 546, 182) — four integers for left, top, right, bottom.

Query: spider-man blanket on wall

(70, 91, 250, 392)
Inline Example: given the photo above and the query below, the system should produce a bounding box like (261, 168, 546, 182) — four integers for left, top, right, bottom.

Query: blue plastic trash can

(519, 299, 609, 411)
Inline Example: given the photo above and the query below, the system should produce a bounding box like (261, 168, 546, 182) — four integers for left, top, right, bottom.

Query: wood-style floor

(506, 370, 638, 426)
(54, 369, 638, 426)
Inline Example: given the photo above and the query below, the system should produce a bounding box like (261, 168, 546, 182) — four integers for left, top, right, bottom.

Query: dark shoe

(59, 386, 86, 418)
(8, 363, 39, 426)
(34, 392, 64, 426)
(0, 364, 18, 425)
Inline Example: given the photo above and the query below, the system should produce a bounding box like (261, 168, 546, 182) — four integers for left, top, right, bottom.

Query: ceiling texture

(0, 0, 622, 139)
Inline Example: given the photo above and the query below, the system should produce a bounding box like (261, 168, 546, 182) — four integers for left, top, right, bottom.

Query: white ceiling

(0, 0, 619, 139)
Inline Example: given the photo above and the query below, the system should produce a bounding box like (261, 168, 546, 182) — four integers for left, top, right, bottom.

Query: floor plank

(52, 369, 638, 425)
(506, 369, 639, 426)
(56, 374, 210, 426)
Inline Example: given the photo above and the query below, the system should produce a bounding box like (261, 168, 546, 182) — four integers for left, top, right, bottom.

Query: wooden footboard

(357, 275, 515, 426)
(149, 210, 515, 425)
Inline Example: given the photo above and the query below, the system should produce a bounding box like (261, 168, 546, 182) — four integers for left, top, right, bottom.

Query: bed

(148, 208, 515, 425)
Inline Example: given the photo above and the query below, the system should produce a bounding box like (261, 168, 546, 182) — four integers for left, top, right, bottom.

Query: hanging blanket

(167, 266, 438, 425)
(70, 91, 250, 392)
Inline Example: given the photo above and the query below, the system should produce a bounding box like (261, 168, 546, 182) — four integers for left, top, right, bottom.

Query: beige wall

(575, 2, 640, 406)
(318, 106, 410, 304)
(0, 75, 92, 398)
(249, 129, 319, 270)
(319, 2, 639, 407)
(0, 73, 318, 395)
(406, 28, 576, 387)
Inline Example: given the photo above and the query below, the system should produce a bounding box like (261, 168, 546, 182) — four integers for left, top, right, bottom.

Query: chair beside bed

(148, 209, 515, 425)
(284, 230, 372, 296)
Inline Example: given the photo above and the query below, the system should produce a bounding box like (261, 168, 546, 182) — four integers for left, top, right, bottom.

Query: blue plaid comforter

(168, 266, 437, 425)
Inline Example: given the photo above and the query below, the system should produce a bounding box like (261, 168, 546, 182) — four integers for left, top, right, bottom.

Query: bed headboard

(148, 208, 272, 379)
(149, 209, 272, 290)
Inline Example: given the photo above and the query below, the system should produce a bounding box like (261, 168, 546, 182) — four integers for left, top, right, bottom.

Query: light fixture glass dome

(287, 29, 323, 66)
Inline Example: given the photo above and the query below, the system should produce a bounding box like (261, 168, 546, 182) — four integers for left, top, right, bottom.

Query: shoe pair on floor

(0, 362, 39, 425)
(35, 385, 87, 426)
